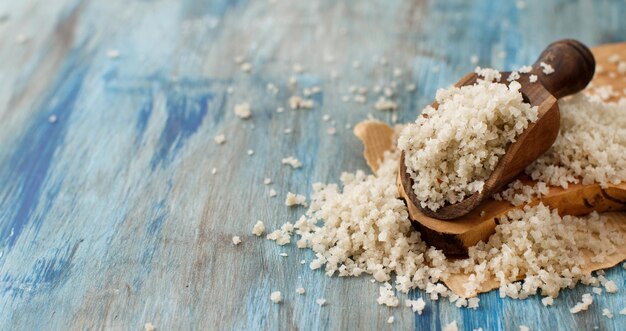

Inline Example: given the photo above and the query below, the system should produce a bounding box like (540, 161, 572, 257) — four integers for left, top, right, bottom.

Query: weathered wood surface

(0, 0, 625, 330)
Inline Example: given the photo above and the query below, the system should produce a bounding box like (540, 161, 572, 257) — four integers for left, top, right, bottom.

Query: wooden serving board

(356, 42, 626, 255)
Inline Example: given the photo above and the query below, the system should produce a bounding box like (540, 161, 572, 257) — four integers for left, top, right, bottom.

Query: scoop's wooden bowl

(401, 39, 596, 220)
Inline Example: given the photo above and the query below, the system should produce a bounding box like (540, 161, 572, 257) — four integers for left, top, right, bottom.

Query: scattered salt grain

(507, 71, 520, 81)
(48, 114, 58, 123)
(570, 293, 593, 314)
(405, 298, 426, 314)
(270, 291, 283, 303)
(354, 95, 366, 104)
(264, 178, 272, 185)
(467, 297, 480, 309)
(322, 114, 331, 121)
(608, 54, 620, 63)
(144, 322, 155, 331)
(214, 134, 226, 145)
(15, 33, 29, 44)
(470, 55, 479, 65)
(280, 252, 288, 257)
(252, 221, 265, 236)
(296, 287, 305, 295)
(326, 127, 336, 135)
(276, 107, 285, 113)
(282, 156, 302, 169)
(269, 189, 277, 197)
(620, 307, 626, 315)
(374, 97, 398, 111)
(232, 236, 241, 245)
(529, 75, 538, 83)
(604, 280, 618, 293)
(541, 297, 554, 306)
(406, 83, 417, 92)
(316, 298, 327, 306)
(540, 62, 554, 75)
(292, 63, 304, 73)
(602, 308, 613, 318)
(234, 55, 245, 64)
(240, 62, 252, 73)
(444, 321, 458, 331)
(518, 65, 532, 73)
(592, 287, 602, 295)
(284, 128, 292, 134)
(289, 96, 314, 109)
(234, 102, 252, 119)
(377, 283, 399, 307)
(285, 192, 307, 207)
(393, 67, 403, 77)
(106, 49, 120, 59)
(519, 326, 529, 331)
(247, 149, 254, 156)
(211, 168, 217, 175)
(516, 0, 526, 9)
(387, 316, 395, 324)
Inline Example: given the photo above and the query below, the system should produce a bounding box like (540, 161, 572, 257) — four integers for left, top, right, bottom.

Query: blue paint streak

(0, 61, 88, 250)
(135, 93, 154, 139)
(150, 90, 212, 168)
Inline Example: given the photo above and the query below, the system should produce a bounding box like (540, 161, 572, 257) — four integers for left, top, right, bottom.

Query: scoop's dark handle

(531, 39, 595, 99)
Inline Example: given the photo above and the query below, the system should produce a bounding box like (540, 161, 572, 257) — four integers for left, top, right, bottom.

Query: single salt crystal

(322, 114, 331, 121)
(316, 298, 327, 306)
(106, 49, 120, 59)
(326, 127, 336, 135)
(270, 291, 282, 303)
(608, 54, 620, 63)
(247, 149, 254, 156)
(234, 102, 252, 119)
(387, 316, 394, 324)
(443, 321, 458, 331)
(393, 67, 403, 77)
(252, 221, 265, 236)
(518, 65, 532, 73)
(406, 83, 417, 92)
(292, 63, 304, 73)
(354, 95, 366, 104)
(240, 62, 252, 73)
(296, 287, 305, 295)
(281, 156, 302, 168)
(541, 297, 553, 306)
(470, 55, 479, 65)
(279, 252, 288, 257)
(263, 178, 272, 185)
(211, 168, 217, 175)
(48, 114, 58, 123)
(540, 62, 554, 75)
(269, 189, 277, 197)
(214, 134, 226, 145)
(15, 33, 29, 44)
(234, 55, 245, 64)
(144, 322, 155, 331)
(232, 236, 241, 245)
(406, 298, 426, 314)
(285, 192, 307, 207)
(529, 75, 538, 83)
(519, 326, 529, 331)
(602, 308, 613, 318)
(227, 86, 235, 94)
(300, 259, 306, 264)
(604, 280, 618, 293)
(620, 307, 626, 315)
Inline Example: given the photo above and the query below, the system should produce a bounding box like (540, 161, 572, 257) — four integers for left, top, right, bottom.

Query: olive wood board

(354, 42, 626, 297)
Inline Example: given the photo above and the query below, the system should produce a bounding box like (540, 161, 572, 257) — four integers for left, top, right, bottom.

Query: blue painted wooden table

(0, 0, 625, 330)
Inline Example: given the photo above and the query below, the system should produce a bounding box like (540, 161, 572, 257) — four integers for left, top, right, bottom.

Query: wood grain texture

(0, 0, 625, 330)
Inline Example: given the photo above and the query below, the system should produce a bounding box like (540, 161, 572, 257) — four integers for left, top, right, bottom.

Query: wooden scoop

(400, 39, 596, 220)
